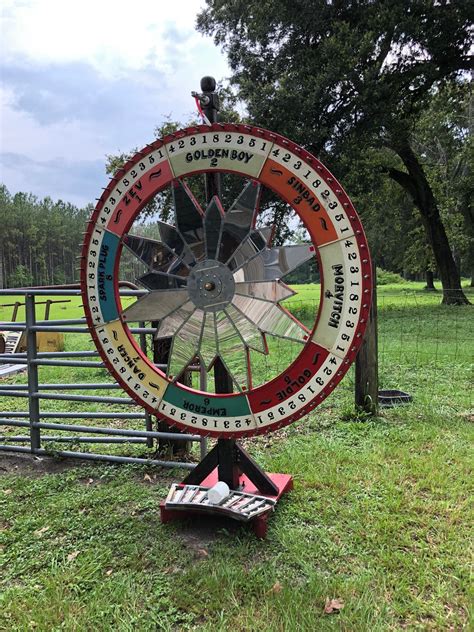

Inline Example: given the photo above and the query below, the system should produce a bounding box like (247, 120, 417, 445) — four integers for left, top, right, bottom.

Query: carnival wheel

(81, 124, 372, 439)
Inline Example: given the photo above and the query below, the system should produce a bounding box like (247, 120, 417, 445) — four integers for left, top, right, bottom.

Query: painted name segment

(311, 237, 363, 358)
(97, 149, 172, 236)
(95, 320, 167, 406)
(165, 132, 273, 178)
(251, 351, 344, 430)
(160, 384, 255, 433)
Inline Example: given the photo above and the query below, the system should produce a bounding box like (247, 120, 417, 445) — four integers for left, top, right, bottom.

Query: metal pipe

(33, 392, 136, 404)
(0, 418, 201, 441)
(1, 391, 135, 404)
(31, 360, 104, 367)
(0, 383, 120, 391)
(139, 321, 154, 450)
(33, 318, 86, 326)
(0, 289, 145, 296)
(37, 351, 99, 358)
(0, 324, 155, 334)
(25, 294, 41, 451)
(0, 412, 146, 419)
(199, 362, 208, 460)
(1, 435, 148, 444)
(0, 445, 196, 469)
(0, 324, 89, 332)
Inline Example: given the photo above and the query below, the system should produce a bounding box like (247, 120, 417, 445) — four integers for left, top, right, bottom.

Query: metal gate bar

(0, 418, 203, 441)
(0, 445, 196, 469)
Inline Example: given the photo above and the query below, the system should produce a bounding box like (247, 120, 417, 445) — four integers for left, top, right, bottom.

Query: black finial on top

(200, 76, 216, 93)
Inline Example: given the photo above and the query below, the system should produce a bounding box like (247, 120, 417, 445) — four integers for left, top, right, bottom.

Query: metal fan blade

(198, 311, 219, 368)
(123, 235, 174, 270)
(233, 244, 315, 282)
(217, 181, 261, 262)
(122, 289, 188, 323)
(138, 271, 187, 290)
(216, 311, 249, 390)
(157, 221, 193, 260)
(227, 229, 271, 271)
(259, 226, 273, 246)
(204, 196, 225, 260)
(225, 304, 268, 354)
(155, 301, 195, 339)
(168, 309, 204, 379)
(232, 295, 308, 342)
(173, 179, 205, 261)
(234, 280, 295, 303)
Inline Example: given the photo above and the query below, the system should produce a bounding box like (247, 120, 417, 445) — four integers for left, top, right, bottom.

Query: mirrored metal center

(187, 259, 235, 312)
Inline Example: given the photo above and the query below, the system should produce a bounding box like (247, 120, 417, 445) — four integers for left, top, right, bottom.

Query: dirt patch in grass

(0, 452, 93, 477)
(173, 514, 241, 555)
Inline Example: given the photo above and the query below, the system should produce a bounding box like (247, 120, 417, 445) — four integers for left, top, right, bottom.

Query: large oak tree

(198, 0, 473, 303)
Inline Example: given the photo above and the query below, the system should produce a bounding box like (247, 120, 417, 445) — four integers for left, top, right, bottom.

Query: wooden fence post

(355, 265, 379, 414)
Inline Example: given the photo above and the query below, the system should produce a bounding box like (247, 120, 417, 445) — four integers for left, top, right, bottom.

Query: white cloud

(0, 0, 231, 203)
(1, 0, 222, 79)
(0, 86, 108, 162)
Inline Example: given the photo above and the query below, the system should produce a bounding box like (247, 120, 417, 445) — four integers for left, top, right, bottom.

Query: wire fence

(0, 286, 472, 463)
(287, 288, 473, 415)
(247, 288, 473, 415)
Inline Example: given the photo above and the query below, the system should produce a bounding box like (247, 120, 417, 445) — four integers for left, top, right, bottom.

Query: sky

(0, 0, 230, 207)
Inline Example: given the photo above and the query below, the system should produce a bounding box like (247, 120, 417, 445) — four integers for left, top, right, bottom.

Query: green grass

(0, 282, 473, 630)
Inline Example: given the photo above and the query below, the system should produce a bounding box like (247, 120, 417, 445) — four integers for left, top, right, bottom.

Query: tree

(0, 184, 89, 288)
(412, 82, 473, 285)
(198, 0, 472, 303)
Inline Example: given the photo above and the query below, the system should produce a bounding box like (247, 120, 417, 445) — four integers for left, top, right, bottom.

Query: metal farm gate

(0, 288, 206, 469)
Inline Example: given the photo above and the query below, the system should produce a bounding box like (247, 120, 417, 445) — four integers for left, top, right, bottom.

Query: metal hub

(187, 259, 235, 312)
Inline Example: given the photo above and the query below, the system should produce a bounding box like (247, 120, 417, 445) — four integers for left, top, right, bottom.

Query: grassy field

(0, 282, 473, 630)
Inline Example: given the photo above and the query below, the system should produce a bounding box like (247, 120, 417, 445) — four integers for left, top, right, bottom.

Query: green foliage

(0, 185, 90, 288)
(198, 1, 471, 153)
(376, 268, 404, 286)
(9, 265, 33, 288)
(198, 0, 472, 301)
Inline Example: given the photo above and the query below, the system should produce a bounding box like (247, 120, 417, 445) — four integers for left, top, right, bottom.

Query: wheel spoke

(138, 271, 187, 290)
(154, 301, 195, 339)
(123, 235, 175, 271)
(225, 304, 267, 354)
(226, 229, 271, 271)
(216, 311, 250, 391)
(198, 311, 219, 368)
(204, 197, 225, 260)
(157, 221, 195, 265)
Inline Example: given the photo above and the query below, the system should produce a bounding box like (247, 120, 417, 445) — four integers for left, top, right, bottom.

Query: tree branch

(385, 166, 417, 199)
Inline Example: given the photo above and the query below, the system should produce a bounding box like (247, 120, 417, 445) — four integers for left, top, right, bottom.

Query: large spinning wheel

(81, 124, 372, 440)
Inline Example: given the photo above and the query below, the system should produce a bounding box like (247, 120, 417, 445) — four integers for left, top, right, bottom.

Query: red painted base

(160, 471, 293, 539)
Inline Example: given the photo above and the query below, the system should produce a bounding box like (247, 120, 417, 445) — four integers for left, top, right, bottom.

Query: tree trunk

(388, 140, 470, 305)
(424, 270, 436, 291)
